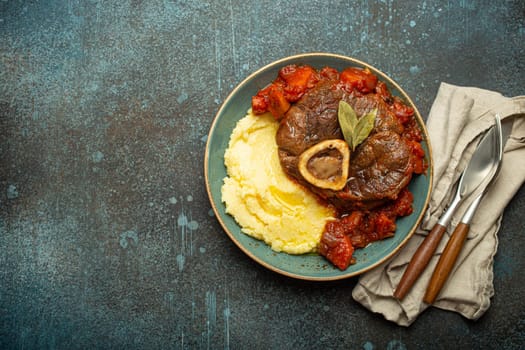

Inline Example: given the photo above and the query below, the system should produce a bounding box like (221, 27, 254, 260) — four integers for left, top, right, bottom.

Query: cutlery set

(394, 114, 504, 303)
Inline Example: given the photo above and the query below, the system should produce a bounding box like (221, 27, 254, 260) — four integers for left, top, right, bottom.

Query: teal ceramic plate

(204, 53, 433, 281)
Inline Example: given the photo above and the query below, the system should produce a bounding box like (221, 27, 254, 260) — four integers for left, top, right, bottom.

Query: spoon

(424, 114, 503, 304)
(394, 115, 503, 300)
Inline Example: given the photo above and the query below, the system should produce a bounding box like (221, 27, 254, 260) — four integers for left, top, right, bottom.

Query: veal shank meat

(276, 78, 414, 212)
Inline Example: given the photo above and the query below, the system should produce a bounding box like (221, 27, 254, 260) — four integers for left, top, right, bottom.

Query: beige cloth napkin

(352, 82, 525, 326)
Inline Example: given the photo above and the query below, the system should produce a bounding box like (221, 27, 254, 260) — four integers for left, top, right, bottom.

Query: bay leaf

(337, 100, 358, 146)
(352, 108, 377, 150)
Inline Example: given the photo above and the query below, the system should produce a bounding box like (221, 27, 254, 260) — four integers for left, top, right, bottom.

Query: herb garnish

(337, 100, 377, 151)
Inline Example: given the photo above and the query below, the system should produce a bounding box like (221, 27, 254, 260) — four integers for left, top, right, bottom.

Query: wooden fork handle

(424, 222, 470, 304)
(394, 224, 447, 300)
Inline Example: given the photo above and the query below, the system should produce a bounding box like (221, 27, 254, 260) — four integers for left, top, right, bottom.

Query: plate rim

(204, 52, 434, 281)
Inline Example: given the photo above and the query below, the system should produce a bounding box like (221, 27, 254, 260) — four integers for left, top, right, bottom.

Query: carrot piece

(340, 67, 378, 94)
(267, 85, 291, 120)
(279, 65, 318, 102)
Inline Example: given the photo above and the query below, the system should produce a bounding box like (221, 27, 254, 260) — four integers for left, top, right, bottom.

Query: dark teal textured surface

(1, 1, 524, 349)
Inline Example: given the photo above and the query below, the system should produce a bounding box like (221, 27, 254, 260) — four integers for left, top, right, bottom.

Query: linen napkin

(352, 82, 525, 326)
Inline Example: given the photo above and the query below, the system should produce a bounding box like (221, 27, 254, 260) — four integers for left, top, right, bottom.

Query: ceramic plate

(204, 53, 433, 281)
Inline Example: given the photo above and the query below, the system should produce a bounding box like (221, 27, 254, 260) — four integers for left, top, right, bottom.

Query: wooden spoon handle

(394, 224, 447, 300)
(424, 222, 470, 304)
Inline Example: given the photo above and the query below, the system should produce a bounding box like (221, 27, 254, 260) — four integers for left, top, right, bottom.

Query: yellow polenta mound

(221, 110, 335, 254)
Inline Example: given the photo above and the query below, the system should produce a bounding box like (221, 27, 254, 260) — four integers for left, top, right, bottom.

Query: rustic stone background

(1, 1, 524, 348)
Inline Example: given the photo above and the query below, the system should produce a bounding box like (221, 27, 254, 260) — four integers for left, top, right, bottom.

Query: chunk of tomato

(392, 97, 414, 124)
(251, 94, 268, 114)
(410, 141, 426, 174)
(319, 228, 354, 271)
(319, 213, 362, 270)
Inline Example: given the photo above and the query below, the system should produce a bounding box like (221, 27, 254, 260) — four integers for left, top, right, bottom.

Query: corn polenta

(221, 111, 335, 255)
